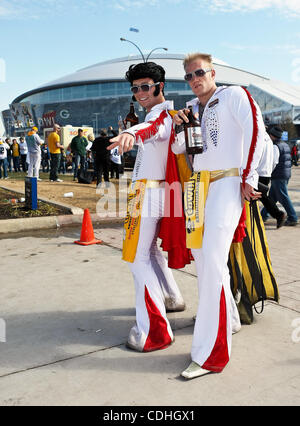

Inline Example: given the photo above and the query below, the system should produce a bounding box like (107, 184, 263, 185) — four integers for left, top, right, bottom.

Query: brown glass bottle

(124, 102, 139, 129)
(184, 106, 203, 155)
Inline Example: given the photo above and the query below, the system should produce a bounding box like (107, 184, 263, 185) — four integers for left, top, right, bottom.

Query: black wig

(125, 62, 165, 100)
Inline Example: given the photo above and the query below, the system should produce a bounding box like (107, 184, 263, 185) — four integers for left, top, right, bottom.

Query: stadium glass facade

(4, 81, 197, 134)
(20, 81, 192, 105)
(3, 53, 300, 136)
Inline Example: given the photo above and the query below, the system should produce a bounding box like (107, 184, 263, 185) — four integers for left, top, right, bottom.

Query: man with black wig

(108, 62, 190, 352)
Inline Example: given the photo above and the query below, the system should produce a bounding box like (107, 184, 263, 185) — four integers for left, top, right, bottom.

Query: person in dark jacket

(70, 128, 88, 181)
(41, 143, 50, 172)
(91, 129, 111, 186)
(261, 125, 298, 226)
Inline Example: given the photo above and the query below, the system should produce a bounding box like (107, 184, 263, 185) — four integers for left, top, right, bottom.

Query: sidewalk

(0, 167, 299, 406)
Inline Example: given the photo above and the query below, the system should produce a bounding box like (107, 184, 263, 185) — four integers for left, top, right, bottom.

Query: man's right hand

(107, 133, 135, 155)
(173, 108, 190, 126)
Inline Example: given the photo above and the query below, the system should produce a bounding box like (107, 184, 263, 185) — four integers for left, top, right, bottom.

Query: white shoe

(181, 362, 211, 379)
(56, 179, 63, 182)
(165, 298, 186, 312)
(126, 325, 144, 352)
(37, 178, 42, 181)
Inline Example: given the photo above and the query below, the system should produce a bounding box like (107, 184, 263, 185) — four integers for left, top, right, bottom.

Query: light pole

(120, 38, 146, 62)
(93, 112, 101, 135)
(120, 39, 168, 63)
(146, 47, 168, 62)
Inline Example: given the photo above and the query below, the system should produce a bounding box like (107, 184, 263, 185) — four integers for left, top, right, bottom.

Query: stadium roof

(38, 53, 269, 88)
(12, 53, 300, 109)
(13, 53, 270, 103)
(249, 79, 300, 107)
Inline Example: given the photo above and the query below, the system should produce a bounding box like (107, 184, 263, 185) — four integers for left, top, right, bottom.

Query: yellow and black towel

(228, 200, 279, 324)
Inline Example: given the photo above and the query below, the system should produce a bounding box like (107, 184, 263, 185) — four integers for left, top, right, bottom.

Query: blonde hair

(183, 52, 213, 70)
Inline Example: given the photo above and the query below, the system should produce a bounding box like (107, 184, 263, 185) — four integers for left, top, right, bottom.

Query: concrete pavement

(0, 167, 299, 406)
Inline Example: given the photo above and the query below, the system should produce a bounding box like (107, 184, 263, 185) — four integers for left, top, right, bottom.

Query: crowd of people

(0, 136, 29, 178)
(0, 125, 125, 183)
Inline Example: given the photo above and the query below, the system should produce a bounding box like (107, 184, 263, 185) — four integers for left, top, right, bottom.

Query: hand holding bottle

(174, 106, 203, 155)
(173, 108, 191, 125)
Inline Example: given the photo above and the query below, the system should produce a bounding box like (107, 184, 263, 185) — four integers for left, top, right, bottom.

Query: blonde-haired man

(173, 52, 265, 379)
(183, 52, 213, 69)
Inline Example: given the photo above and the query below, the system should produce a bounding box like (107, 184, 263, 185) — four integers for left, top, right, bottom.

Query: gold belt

(145, 180, 165, 189)
(185, 168, 240, 250)
(208, 168, 240, 183)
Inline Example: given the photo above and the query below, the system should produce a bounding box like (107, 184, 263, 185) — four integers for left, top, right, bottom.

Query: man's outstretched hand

(107, 133, 135, 155)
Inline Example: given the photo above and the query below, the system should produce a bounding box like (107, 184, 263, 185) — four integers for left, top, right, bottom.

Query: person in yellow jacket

(12, 139, 21, 172)
(48, 124, 64, 182)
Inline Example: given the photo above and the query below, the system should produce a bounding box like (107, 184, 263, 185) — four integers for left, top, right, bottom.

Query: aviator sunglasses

(130, 82, 160, 94)
(184, 68, 212, 82)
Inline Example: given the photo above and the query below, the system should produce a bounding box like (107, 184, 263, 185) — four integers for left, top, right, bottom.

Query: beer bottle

(124, 102, 139, 129)
(183, 106, 203, 155)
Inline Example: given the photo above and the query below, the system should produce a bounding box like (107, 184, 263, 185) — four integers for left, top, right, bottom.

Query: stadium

(2, 53, 300, 135)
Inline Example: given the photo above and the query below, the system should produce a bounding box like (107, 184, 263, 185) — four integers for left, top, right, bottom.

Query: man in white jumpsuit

(108, 62, 188, 352)
(26, 126, 44, 180)
(173, 53, 265, 378)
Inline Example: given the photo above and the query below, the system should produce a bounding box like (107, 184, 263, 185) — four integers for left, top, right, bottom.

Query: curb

(0, 213, 124, 235)
(0, 184, 124, 234)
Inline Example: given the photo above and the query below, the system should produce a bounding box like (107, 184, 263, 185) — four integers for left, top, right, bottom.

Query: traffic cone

(74, 209, 102, 246)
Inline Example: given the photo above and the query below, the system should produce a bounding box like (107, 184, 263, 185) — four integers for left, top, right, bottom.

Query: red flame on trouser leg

(143, 286, 172, 352)
(202, 287, 229, 372)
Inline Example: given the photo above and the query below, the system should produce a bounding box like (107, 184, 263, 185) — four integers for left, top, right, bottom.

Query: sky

(1, 0, 300, 133)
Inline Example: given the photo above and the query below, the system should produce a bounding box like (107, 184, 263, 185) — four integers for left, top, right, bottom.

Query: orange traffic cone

(74, 209, 102, 246)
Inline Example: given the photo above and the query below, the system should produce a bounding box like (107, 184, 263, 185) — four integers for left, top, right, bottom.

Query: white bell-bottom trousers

(28, 152, 41, 178)
(127, 186, 185, 352)
(191, 176, 242, 372)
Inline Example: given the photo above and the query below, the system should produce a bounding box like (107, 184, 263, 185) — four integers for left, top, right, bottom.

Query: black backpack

(78, 169, 93, 184)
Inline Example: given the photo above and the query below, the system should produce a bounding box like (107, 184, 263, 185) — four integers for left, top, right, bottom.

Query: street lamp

(146, 47, 168, 62)
(93, 112, 101, 135)
(120, 39, 168, 63)
(120, 38, 146, 62)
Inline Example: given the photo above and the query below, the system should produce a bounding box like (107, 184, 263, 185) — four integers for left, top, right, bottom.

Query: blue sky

(1, 0, 300, 132)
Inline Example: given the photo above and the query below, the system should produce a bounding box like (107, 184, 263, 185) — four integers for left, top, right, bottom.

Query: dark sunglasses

(130, 82, 160, 94)
(184, 68, 212, 81)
